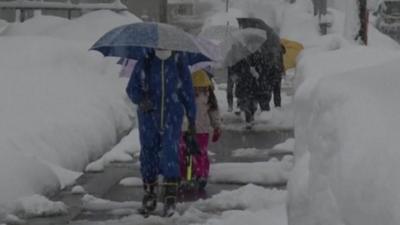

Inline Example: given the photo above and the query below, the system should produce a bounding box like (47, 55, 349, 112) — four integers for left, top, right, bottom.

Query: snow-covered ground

(0, 11, 140, 217)
(216, 83, 295, 131)
(72, 184, 288, 225)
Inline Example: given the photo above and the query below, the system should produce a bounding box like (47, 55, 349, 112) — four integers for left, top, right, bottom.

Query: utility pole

(226, 0, 229, 12)
(356, 0, 368, 45)
(160, 0, 168, 23)
(313, 0, 328, 35)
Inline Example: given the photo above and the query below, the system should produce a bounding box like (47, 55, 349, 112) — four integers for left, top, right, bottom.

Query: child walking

(179, 69, 222, 190)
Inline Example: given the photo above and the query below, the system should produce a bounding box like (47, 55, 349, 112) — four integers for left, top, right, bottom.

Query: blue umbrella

(90, 22, 218, 64)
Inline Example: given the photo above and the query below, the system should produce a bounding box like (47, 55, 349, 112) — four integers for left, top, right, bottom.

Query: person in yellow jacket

(281, 38, 304, 72)
(179, 69, 222, 191)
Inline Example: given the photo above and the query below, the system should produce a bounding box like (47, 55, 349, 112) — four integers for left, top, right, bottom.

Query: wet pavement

(22, 126, 293, 225)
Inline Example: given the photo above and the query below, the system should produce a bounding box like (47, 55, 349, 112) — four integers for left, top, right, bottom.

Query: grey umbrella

(218, 28, 267, 67)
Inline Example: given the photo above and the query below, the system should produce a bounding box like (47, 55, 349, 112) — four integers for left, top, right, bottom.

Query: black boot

(162, 181, 178, 217)
(139, 182, 158, 215)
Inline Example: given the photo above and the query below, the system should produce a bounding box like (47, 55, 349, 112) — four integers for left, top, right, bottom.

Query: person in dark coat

(229, 59, 258, 125)
(250, 44, 285, 111)
(226, 66, 237, 112)
(126, 49, 196, 217)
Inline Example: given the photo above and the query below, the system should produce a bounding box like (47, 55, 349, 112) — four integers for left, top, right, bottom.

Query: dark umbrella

(237, 17, 283, 64)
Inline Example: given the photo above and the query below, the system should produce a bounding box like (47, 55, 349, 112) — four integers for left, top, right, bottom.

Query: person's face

(194, 87, 209, 96)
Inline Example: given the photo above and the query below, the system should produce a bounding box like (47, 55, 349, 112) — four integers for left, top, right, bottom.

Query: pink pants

(179, 133, 210, 181)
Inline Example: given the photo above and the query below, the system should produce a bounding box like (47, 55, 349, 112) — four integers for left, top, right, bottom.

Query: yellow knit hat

(192, 70, 212, 88)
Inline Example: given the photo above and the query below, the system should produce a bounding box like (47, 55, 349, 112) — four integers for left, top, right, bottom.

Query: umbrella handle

(186, 155, 193, 181)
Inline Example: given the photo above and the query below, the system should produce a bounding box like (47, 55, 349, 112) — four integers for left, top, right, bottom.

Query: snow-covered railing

(0, 0, 128, 21)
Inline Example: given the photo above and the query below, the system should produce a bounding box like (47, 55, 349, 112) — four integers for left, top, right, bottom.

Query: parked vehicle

(374, 0, 400, 42)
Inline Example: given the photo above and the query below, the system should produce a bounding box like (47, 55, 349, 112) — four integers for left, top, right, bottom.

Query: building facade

(120, 0, 163, 22)
(0, 0, 121, 22)
(0, 0, 200, 28)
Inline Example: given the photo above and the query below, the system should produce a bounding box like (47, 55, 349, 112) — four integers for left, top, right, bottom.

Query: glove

(212, 128, 221, 143)
(184, 132, 200, 155)
(139, 97, 153, 112)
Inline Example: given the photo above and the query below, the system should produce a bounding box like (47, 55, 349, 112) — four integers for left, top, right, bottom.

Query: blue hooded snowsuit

(126, 52, 196, 184)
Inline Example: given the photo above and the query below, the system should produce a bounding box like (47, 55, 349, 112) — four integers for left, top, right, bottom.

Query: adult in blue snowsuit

(126, 49, 196, 217)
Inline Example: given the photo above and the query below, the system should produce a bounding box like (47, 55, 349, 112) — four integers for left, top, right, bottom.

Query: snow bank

(273, 138, 295, 152)
(82, 195, 140, 211)
(294, 47, 400, 157)
(4, 10, 141, 44)
(0, 19, 9, 34)
(4, 15, 69, 36)
(288, 46, 400, 224)
(0, 10, 140, 215)
(232, 148, 268, 157)
(210, 155, 294, 185)
(0, 35, 133, 212)
(85, 128, 140, 172)
(119, 177, 143, 187)
(15, 195, 67, 218)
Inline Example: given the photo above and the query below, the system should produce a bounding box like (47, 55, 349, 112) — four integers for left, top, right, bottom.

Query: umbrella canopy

(281, 38, 304, 71)
(219, 28, 267, 67)
(237, 17, 282, 64)
(90, 22, 218, 63)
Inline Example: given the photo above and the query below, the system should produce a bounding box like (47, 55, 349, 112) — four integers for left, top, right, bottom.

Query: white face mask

(155, 49, 172, 60)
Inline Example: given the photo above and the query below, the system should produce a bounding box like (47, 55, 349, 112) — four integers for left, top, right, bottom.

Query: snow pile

(48, 10, 140, 43)
(194, 184, 286, 211)
(232, 148, 268, 157)
(0, 35, 133, 213)
(288, 46, 400, 224)
(343, 0, 361, 42)
(71, 186, 87, 195)
(81, 195, 140, 211)
(86, 128, 140, 172)
(4, 15, 69, 36)
(273, 138, 295, 152)
(119, 177, 143, 187)
(15, 195, 67, 218)
(0, 19, 9, 34)
(210, 155, 294, 185)
(4, 10, 141, 44)
(0, 10, 140, 215)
